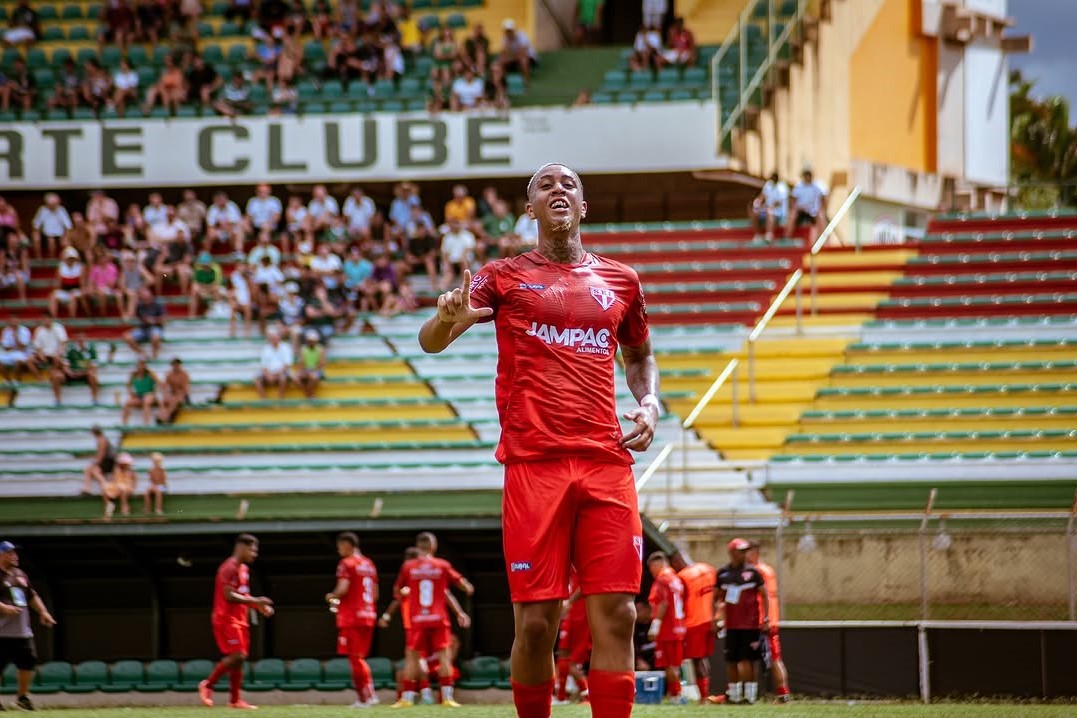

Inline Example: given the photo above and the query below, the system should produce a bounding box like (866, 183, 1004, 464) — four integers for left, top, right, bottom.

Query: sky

(1007, 0, 1077, 109)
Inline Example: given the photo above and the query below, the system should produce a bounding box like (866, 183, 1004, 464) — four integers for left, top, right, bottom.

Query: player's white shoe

(350, 700, 373, 709)
(551, 698, 572, 706)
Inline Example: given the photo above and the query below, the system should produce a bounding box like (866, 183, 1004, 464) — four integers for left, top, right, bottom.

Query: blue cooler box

(635, 671, 665, 704)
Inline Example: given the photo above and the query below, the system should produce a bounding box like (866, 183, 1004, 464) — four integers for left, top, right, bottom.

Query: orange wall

(849, 0, 937, 173)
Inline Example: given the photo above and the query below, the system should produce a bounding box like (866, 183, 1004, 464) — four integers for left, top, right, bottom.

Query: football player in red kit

(554, 572, 592, 704)
(715, 538, 770, 705)
(392, 532, 474, 708)
(646, 553, 686, 702)
(418, 162, 660, 718)
(326, 532, 379, 707)
(199, 534, 274, 710)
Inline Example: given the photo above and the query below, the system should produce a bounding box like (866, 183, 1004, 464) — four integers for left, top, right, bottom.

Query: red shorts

(502, 457, 643, 603)
(684, 623, 716, 660)
(213, 621, 249, 656)
(653, 638, 685, 669)
(767, 630, 783, 663)
(558, 615, 593, 664)
(406, 623, 451, 655)
(337, 625, 374, 657)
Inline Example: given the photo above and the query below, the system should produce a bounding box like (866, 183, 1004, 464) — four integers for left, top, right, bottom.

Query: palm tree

(1009, 70, 1077, 208)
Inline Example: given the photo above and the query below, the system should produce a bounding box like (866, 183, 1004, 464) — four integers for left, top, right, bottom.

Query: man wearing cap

(747, 541, 790, 702)
(0, 541, 57, 712)
(714, 538, 769, 705)
(498, 19, 536, 83)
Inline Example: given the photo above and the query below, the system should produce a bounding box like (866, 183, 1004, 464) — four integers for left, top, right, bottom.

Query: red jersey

(717, 563, 765, 630)
(469, 252, 650, 465)
(677, 562, 717, 629)
(336, 553, 378, 629)
(212, 557, 250, 626)
(647, 567, 686, 640)
(393, 556, 463, 627)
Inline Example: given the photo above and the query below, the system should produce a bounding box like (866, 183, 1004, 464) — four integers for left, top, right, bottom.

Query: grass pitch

(12, 703, 1077, 717)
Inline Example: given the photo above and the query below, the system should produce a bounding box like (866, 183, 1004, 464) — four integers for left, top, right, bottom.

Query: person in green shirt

(481, 199, 516, 261)
(575, 0, 604, 45)
(50, 335, 99, 406)
(296, 329, 326, 399)
(121, 358, 160, 425)
(189, 251, 224, 318)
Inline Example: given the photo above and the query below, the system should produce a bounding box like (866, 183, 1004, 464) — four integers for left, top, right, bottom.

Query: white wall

(963, 39, 1009, 186)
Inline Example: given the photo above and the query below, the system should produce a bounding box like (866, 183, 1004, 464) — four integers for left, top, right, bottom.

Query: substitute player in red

(747, 541, 791, 702)
(671, 550, 717, 703)
(326, 531, 379, 708)
(715, 538, 769, 705)
(646, 552, 686, 703)
(199, 534, 274, 710)
(554, 571, 591, 704)
(419, 162, 660, 718)
(392, 532, 474, 708)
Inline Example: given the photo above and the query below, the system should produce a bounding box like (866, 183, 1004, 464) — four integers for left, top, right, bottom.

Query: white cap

(503, 18, 515, 30)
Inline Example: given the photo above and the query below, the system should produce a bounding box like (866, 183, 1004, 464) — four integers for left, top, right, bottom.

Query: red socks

(668, 676, 682, 697)
(577, 675, 589, 697)
(777, 685, 790, 696)
(349, 656, 372, 701)
(511, 678, 554, 718)
(697, 676, 710, 701)
(588, 670, 634, 718)
(205, 660, 229, 687)
(228, 667, 243, 703)
(555, 658, 570, 701)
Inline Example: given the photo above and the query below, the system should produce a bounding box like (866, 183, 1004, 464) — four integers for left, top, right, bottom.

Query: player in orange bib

(747, 541, 790, 702)
(646, 553, 686, 702)
(199, 534, 273, 711)
(419, 163, 660, 718)
(325, 532, 379, 708)
(671, 550, 717, 703)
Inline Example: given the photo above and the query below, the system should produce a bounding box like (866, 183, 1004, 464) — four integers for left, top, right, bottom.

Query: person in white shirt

(254, 326, 294, 399)
(148, 207, 192, 246)
(31, 193, 73, 258)
(499, 19, 536, 83)
(642, 0, 667, 29)
(245, 183, 283, 236)
(786, 168, 829, 245)
(111, 59, 140, 118)
(451, 66, 486, 111)
(142, 192, 169, 230)
(342, 187, 376, 241)
(246, 230, 282, 267)
(228, 264, 254, 338)
(510, 212, 539, 254)
(206, 191, 246, 256)
(439, 220, 476, 291)
(631, 24, 664, 70)
(307, 184, 340, 232)
(32, 316, 68, 367)
(0, 319, 34, 382)
(751, 172, 789, 242)
(309, 243, 343, 289)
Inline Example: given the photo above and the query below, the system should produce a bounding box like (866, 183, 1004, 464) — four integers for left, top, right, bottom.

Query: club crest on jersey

(633, 536, 644, 561)
(742, 571, 754, 581)
(590, 286, 616, 311)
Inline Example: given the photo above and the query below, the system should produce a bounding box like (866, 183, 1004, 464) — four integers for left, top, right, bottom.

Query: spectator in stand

(251, 35, 283, 91)
(85, 252, 120, 316)
(403, 203, 438, 288)
(255, 326, 293, 399)
(247, 229, 282, 267)
(142, 192, 168, 230)
(1, 236, 29, 303)
(430, 27, 457, 83)
(99, 0, 136, 52)
(269, 77, 299, 115)
(143, 452, 167, 514)
(310, 242, 343, 288)
(158, 357, 190, 423)
(121, 358, 159, 425)
(303, 282, 343, 339)
(245, 184, 283, 239)
(786, 168, 828, 245)
(50, 334, 99, 406)
(122, 202, 147, 246)
(134, 0, 164, 42)
(81, 425, 114, 495)
(0, 199, 24, 245)
(32, 314, 67, 369)
(274, 281, 305, 349)
(284, 195, 310, 236)
(342, 245, 372, 298)
(82, 58, 112, 113)
(364, 253, 404, 316)
(3, 0, 39, 46)
(498, 20, 536, 84)
(179, 0, 202, 41)
(110, 59, 140, 117)
(751, 172, 788, 242)
(508, 207, 539, 256)
(118, 250, 147, 320)
(48, 58, 82, 114)
(49, 247, 86, 318)
(258, 0, 290, 38)
(102, 452, 137, 518)
(63, 213, 95, 258)
(664, 17, 696, 66)
(296, 329, 325, 399)
(336, 0, 359, 33)
(388, 182, 419, 231)
(484, 62, 509, 110)
(574, 0, 603, 46)
(227, 263, 254, 338)
(450, 65, 485, 112)
(631, 25, 665, 71)
(186, 54, 222, 109)
(177, 189, 208, 239)
(438, 220, 475, 292)
(206, 191, 245, 256)
(342, 187, 376, 243)
(462, 24, 490, 75)
(86, 190, 120, 246)
(142, 54, 185, 115)
(251, 253, 286, 321)
(124, 287, 166, 359)
(214, 71, 253, 118)
(0, 318, 33, 384)
(481, 199, 516, 262)
(224, 0, 253, 23)
(381, 32, 404, 81)
(152, 209, 194, 295)
(642, 0, 668, 29)
(308, 185, 340, 234)
(443, 184, 477, 232)
(285, 0, 309, 36)
(426, 74, 449, 113)
(0, 58, 33, 115)
(189, 251, 223, 317)
(310, 0, 332, 40)
(32, 193, 73, 259)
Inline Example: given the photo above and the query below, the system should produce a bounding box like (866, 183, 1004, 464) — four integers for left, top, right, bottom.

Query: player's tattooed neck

(542, 237, 585, 265)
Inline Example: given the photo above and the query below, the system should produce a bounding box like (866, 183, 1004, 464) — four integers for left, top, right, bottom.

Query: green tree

(1009, 69, 1077, 208)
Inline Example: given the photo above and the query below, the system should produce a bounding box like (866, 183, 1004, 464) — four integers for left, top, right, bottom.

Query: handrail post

(920, 488, 938, 620)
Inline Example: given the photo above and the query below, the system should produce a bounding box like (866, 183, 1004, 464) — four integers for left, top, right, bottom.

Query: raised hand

(436, 269, 494, 325)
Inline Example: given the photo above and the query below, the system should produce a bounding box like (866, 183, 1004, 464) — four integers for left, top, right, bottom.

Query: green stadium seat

(0, 6, 7, 21)
(419, 14, 440, 31)
(446, 12, 466, 28)
(591, 92, 614, 104)
(1, 663, 16, 694)
(68, 661, 108, 693)
(42, 26, 64, 41)
(75, 48, 98, 65)
(211, 0, 230, 14)
(198, 21, 213, 36)
(72, 107, 97, 120)
(781, 0, 798, 15)
(176, 659, 214, 692)
(136, 65, 157, 86)
(656, 67, 680, 86)
(37, 5, 58, 20)
(602, 69, 625, 88)
(102, 660, 144, 693)
(629, 71, 653, 89)
(33, 661, 72, 694)
(304, 40, 326, 62)
(250, 658, 286, 691)
(316, 657, 352, 690)
(152, 46, 173, 65)
(433, 0, 456, 7)
(412, 0, 433, 7)
(380, 99, 404, 112)
(0, 108, 17, 122)
(321, 78, 345, 98)
(62, 4, 84, 18)
(127, 45, 149, 66)
(136, 659, 179, 692)
(283, 658, 321, 691)
(496, 659, 511, 690)
(405, 98, 425, 111)
(329, 100, 354, 113)
(615, 91, 638, 104)
(641, 89, 666, 102)
(460, 0, 482, 6)
(101, 45, 122, 68)
(683, 66, 707, 84)
(87, 4, 101, 19)
(69, 26, 91, 41)
(227, 44, 248, 63)
(32, 68, 53, 87)
(32, 48, 56, 68)
(459, 656, 500, 690)
(2, 47, 20, 65)
(368, 657, 393, 689)
(373, 78, 396, 98)
(249, 83, 268, 102)
(174, 104, 198, 117)
(219, 21, 241, 36)
(303, 101, 327, 114)
(669, 88, 694, 101)
(201, 44, 225, 64)
(506, 72, 525, 96)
